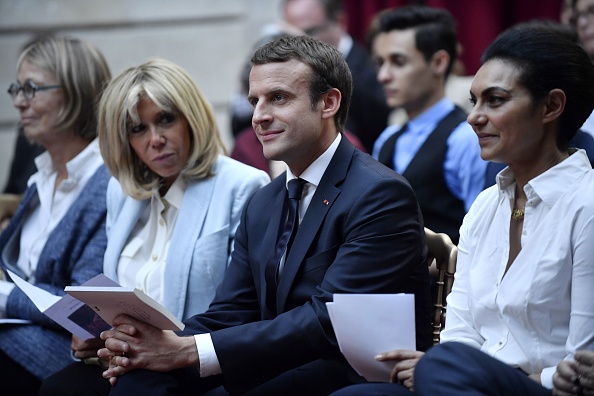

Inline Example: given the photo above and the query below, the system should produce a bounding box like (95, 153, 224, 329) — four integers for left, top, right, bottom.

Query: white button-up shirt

(117, 177, 185, 305)
(441, 149, 594, 389)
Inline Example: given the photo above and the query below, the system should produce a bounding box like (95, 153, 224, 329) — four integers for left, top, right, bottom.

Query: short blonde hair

(98, 58, 224, 199)
(18, 36, 111, 140)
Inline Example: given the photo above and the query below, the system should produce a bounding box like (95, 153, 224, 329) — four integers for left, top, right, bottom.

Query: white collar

(285, 133, 342, 188)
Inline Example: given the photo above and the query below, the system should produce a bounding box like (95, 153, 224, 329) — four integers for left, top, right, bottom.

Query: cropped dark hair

(366, 6, 458, 77)
(251, 35, 352, 133)
(482, 26, 594, 149)
(508, 19, 578, 43)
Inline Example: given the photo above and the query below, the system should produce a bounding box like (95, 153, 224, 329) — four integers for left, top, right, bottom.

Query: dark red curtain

(343, 0, 563, 75)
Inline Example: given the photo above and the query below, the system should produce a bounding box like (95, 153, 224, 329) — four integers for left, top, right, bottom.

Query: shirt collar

(33, 150, 54, 179)
(285, 133, 342, 188)
(407, 97, 454, 136)
(497, 149, 591, 206)
(31, 138, 102, 188)
(65, 139, 101, 182)
(159, 176, 187, 210)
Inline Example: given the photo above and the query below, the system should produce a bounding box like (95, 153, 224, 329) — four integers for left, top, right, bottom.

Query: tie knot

(287, 178, 306, 200)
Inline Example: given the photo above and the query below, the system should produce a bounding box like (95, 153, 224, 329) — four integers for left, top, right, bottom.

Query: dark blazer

(0, 165, 109, 379)
(3, 128, 44, 194)
(182, 137, 432, 394)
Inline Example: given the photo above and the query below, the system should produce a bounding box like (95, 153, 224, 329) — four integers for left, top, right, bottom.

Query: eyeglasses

(7, 80, 62, 101)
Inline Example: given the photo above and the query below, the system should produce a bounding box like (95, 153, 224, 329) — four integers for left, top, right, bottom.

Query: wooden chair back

(424, 227, 457, 345)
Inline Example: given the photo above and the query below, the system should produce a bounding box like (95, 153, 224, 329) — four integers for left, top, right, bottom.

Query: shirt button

(159, 219, 164, 226)
(152, 254, 158, 261)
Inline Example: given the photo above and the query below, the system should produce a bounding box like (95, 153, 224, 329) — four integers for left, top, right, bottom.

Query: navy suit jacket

(181, 137, 432, 394)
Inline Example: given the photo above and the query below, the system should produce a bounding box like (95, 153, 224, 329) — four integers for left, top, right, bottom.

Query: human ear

(431, 49, 450, 77)
(542, 88, 566, 125)
(320, 88, 341, 120)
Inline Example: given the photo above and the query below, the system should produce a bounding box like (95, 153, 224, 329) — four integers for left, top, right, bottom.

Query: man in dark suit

(283, 0, 390, 153)
(99, 35, 431, 396)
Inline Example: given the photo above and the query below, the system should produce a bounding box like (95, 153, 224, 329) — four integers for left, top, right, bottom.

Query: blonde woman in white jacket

(39, 58, 269, 396)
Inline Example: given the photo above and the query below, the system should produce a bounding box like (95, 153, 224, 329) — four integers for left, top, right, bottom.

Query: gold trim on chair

(424, 227, 458, 345)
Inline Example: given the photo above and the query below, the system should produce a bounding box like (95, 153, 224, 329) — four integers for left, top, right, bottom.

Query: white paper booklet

(7, 270, 115, 339)
(64, 285, 184, 331)
(326, 293, 416, 382)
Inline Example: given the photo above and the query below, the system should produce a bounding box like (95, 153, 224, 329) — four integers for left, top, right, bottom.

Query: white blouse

(441, 150, 594, 389)
(116, 177, 186, 306)
(16, 139, 103, 280)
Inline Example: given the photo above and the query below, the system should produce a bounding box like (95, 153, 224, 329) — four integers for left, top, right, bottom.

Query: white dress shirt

(194, 134, 342, 377)
(441, 149, 594, 389)
(117, 177, 185, 305)
(0, 139, 103, 316)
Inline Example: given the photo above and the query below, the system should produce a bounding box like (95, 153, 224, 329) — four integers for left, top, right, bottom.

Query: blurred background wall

(0, 0, 283, 190)
(343, 0, 564, 76)
(0, 0, 563, 190)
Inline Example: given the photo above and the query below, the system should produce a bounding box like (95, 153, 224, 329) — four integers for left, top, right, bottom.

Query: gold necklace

(511, 207, 525, 220)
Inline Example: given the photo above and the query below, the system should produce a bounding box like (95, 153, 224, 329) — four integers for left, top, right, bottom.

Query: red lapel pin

(323, 199, 329, 205)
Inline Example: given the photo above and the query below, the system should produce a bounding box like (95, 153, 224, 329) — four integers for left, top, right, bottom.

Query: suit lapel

(103, 197, 144, 281)
(275, 137, 355, 313)
(163, 176, 216, 317)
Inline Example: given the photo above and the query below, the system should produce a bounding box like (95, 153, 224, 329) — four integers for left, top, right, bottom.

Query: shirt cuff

(540, 366, 555, 389)
(194, 333, 222, 377)
(0, 280, 15, 317)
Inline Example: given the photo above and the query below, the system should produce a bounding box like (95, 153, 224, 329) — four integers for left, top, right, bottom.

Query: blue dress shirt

(373, 98, 486, 211)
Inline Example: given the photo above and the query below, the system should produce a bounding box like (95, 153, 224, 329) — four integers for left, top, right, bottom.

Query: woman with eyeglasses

(0, 36, 111, 395)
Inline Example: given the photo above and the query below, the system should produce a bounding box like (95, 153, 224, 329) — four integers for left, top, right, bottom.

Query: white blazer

(103, 155, 269, 320)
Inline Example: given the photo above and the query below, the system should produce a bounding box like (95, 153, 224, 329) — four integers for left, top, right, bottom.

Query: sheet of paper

(7, 270, 116, 339)
(8, 269, 61, 311)
(327, 293, 416, 382)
